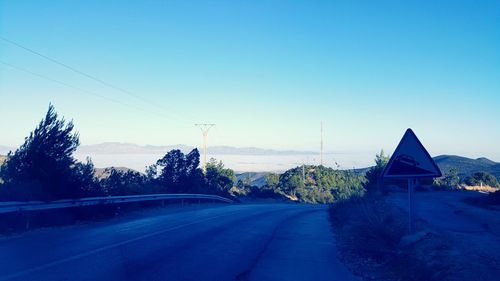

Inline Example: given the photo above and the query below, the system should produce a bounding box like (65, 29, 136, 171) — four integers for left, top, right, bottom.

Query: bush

(364, 150, 390, 193)
(432, 168, 460, 190)
(275, 165, 366, 203)
(464, 172, 499, 187)
(100, 168, 149, 196)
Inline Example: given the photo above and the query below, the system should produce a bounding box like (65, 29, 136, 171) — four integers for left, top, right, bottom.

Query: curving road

(0, 204, 360, 281)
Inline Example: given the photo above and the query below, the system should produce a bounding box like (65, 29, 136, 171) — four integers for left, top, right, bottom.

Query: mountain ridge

(433, 155, 500, 179)
(76, 142, 315, 155)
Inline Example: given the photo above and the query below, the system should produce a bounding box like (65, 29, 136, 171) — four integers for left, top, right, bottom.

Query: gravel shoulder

(329, 191, 500, 281)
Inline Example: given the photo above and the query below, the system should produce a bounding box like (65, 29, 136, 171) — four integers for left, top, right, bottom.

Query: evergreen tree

(0, 104, 96, 200)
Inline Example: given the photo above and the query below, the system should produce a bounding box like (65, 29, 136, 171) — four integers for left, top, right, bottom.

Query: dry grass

(329, 195, 454, 281)
(462, 184, 499, 193)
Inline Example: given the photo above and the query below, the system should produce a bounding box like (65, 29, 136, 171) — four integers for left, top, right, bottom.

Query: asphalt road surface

(0, 204, 360, 281)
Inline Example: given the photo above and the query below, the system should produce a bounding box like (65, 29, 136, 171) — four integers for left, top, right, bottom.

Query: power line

(0, 36, 193, 124)
(0, 60, 173, 119)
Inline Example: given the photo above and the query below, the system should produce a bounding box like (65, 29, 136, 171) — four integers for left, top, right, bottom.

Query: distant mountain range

(355, 155, 500, 179)
(1, 142, 499, 179)
(76, 142, 314, 155)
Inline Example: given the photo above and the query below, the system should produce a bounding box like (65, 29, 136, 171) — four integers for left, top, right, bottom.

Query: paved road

(0, 204, 360, 281)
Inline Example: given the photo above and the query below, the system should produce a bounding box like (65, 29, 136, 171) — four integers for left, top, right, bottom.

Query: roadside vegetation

(232, 165, 366, 203)
(329, 195, 452, 281)
(0, 105, 237, 202)
(1, 105, 496, 204)
(330, 152, 500, 281)
(0, 105, 368, 205)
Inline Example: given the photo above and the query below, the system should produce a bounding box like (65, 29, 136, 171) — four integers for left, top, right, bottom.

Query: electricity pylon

(195, 123, 215, 173)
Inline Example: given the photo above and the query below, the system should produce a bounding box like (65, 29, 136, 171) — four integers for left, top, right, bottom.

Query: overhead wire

(0, 60, 176, 120)
(0, 36, 195, 124)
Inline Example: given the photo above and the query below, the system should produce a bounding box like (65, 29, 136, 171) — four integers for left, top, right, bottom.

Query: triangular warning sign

(383, 129, 442, 179)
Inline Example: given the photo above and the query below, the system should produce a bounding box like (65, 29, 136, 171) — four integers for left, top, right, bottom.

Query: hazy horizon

(1, 140, 499, 173)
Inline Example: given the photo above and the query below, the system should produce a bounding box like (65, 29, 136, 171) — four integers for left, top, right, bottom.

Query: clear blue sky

(1, 0, 499, 160)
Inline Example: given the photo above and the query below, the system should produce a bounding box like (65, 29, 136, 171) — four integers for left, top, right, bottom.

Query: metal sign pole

(408, 178, 414, 234)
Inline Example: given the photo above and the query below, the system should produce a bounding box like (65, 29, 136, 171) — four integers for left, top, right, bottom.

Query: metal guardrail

(0, 193, 233, 214)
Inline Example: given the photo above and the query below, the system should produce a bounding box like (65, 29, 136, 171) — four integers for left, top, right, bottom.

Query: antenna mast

(320, 121, 324, 166)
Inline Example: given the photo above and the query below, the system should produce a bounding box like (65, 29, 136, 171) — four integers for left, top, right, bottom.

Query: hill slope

(433, 155, 500, 179)
(236, 172, 269, 187)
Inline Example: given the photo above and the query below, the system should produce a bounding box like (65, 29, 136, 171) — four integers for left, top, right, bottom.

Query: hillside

(236, 172, 269, 187)
(433, 155, 500, 179)
(0, 155, 6, 165)
(355, 155, 500, 180)
(230, 155, 500, 186)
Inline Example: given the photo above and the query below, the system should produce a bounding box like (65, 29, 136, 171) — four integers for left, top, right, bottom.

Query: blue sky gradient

(1, 0, 499, 160)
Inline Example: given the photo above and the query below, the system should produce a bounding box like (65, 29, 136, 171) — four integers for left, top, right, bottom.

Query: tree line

(234, 165, 367, 204)
(0, 105, 234, 201)
(362, 150, 500, 190)
(5, 105, 493, 204)
(0, 105, 370, 204)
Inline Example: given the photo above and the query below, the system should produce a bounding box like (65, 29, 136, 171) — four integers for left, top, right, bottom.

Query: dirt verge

(329, 195, 463, 281)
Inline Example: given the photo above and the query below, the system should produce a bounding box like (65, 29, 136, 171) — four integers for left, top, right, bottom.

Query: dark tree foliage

(0, 105, 97, 201)
(150, 149, 204, 193)
(265, 173, 279, 188)
(100, 168, 148, 196)
(246, 185, 285, 199)
(73, 157, 101, 197)
(276, 165, 366, 203)
(146, 150, 236, 197)
(433, 168, 460, 189)
(205, 158, 235, 196)
(464, 171, 499, 187)
(364, 150, 390, 192)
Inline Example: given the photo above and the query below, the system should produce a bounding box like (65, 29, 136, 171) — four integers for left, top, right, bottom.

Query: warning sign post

(383, 129, 442, 233)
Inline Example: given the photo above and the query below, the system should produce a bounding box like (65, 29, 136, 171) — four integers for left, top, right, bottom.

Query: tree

(275, 165, 365, 203)
(153, 149, 203, 193)
(464, 172, 499, 187)
(365, 150, 390, 192)
(100, 168, 148, 196)
(0, 104, 96, 201)
(279, 168, 305, 197)
(433, 168, 460, 189)
(265, 173, 279, 188)
(205, 158, 235, 196)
